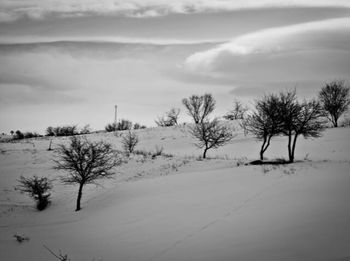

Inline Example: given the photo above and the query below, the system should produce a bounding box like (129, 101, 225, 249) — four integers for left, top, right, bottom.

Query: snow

(1, 125, 350, 261)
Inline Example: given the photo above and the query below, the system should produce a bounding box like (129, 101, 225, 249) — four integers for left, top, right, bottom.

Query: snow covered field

(1, 126, 350, 261)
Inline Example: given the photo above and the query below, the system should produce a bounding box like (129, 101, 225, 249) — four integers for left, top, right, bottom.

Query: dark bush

(105, 122, 118, 132)
(117, 119, 132, 130)
(133, 123, 147, 129)
(46, 125, 78, 137)
(16, 176, 53, 211)
(14, 130, 24, 139)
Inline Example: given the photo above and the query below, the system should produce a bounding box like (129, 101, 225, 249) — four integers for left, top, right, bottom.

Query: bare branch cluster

(224, 99, 248, 120)
(155, 108, 180, 127)
(182, 94, 215, 124)
(190, 119, 234, 158)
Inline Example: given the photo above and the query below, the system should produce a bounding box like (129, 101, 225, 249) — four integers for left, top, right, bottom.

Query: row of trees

(180, 80, 349, 161)
(157, 80, 350, 129)
(16, 80, 349, 212)
(244, 91, 326, 162)
(105, 119, 146, 132)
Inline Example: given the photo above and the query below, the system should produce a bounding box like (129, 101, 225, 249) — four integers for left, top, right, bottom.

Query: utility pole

(114, 105, 118, 125)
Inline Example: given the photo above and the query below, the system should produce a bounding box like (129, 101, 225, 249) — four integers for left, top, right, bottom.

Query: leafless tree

(182, 94, 215, 124)
(155, 108, 180, 127)
(54, 136, 120, 211)
(244, 94, 281, 160)
(16, 176, 53, 210)
(121, 130, 139, 155)
(190, 119, 234, 158)
(319, 80, 350, 127)
(224, 99, 249, 120)
(278, 91, 326, 162)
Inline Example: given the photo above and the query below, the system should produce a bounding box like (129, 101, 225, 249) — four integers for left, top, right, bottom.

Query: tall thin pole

(114, 105, 118, 124)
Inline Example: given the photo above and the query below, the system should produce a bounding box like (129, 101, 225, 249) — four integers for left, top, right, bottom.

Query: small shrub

(224, 99, 248, 120)
(121, 131, 139, 155)
(80, 124, 91, 134)
(155, 108, 180, 127)
(134, 123, 147, 129)
(152, 145, 164, 158)
(235, 157, 248, 166)
(134, 149, 152, 157)
(14, 130, 24, 139)
(44, 245, 71, 261)
(14, 234, 30, 243)
(15, 176, 53, 211)
(117, 119, 133, 130)
(340, 117, 350, 127)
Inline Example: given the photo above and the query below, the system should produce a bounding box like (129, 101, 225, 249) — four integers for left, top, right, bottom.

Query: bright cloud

(1, 0, 350, 21)
(184, 17, 350, 73)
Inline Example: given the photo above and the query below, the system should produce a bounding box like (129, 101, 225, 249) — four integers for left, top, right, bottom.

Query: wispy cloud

(1, 0, 350, 22)
(0, 35, 223, 45)
(184, 17, 350, 73)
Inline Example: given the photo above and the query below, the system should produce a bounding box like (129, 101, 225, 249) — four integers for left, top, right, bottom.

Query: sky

(0, 0, 350, 133)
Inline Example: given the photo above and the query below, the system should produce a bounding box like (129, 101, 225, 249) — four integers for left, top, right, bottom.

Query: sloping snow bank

(0, 126, 350, 261)
(1, 161, 350, 261)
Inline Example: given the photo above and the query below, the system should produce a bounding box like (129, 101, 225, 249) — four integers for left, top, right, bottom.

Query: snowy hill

(1, 125, 350, 261)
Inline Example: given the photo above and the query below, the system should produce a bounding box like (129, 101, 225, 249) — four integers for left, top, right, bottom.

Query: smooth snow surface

(1, 126, 350, 261)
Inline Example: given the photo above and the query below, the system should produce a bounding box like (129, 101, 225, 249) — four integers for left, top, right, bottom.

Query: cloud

(0, 0, 350, 21)
(0, 35, 223, 45)
(184, 17, 350, 73)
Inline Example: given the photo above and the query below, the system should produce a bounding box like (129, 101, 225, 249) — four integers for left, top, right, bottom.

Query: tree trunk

(290, 134, 298, 163)
(203, 148, 208, 159)
(332, 114, 338, 127)
(287, 131, 293, 162)
(260, 136, 267, 160)
(260, 135, 272, 160)
(76, 183, 84, 211)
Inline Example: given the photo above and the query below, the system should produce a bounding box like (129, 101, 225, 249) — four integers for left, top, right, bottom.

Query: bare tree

(190, 119, 234, 158)
(278, 91, 326, 162)
(155, 108, 180, 127)
(224, 99, 249, 120)
(319, 80, 350, 127)
(16, 176, 53, 210)
(182, 94, 215, 123)
(244, 94, 281, 160)
(121, 130, 139, 155)
(286, 99, 326, 162)
(54, 136, 120, 211)
(167, 108, 180, 125)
